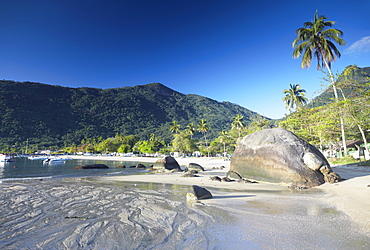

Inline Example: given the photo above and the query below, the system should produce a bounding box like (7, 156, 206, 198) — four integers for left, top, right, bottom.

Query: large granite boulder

(229, 128, 340, 187)
(153, 156, 182, 171)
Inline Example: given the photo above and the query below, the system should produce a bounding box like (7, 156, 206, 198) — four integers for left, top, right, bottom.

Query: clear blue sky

(1, 0, 369, 119)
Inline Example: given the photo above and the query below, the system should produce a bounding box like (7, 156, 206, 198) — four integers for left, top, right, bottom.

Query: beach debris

(186, 185, 212, 201)
(153, 156, 182, 171)
(74, 164, 109, 169)
(188, 163, 205, 172)
(230, 128, 341, 188)
(209, 176, 221, 182)
(115, 164, 126, 168)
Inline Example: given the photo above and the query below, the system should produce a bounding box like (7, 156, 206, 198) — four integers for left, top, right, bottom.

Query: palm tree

(218, 130, 230, 156)
(292, 10, 347, 154)
(185, 123, 195, 139)
(282, 84, 308, 112)
(197, 119, 209, 156)
(231, 114, 244, 138)
(170, 121, 180, 134)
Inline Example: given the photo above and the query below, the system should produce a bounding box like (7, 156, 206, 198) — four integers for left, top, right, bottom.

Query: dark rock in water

(128, 165, 136, 168)
(187, 185, 212, 201)
(230, 128, 340, 187)
(74, 164, 109, 169)
(209, 176, 221, 182)
(153, 156, 182, 171)
(136, 164, 146, 169)
(188, 163, 205, 172)
(115, 165, 126, 168)
(221, 177, 233, 182)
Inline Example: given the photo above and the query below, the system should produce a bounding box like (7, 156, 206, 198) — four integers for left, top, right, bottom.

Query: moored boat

(0, 154, 14, 162)
(42, 157, 73, 164)
(28, 155, 48, 161)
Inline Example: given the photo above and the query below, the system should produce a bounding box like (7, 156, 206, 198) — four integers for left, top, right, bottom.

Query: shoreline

(70, 155, 370, 236)
(1, 155, 369, 248)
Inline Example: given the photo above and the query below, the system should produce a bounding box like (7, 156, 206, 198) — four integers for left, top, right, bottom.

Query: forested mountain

(0, 81, 265, 149)
(308, 65, 370, 108)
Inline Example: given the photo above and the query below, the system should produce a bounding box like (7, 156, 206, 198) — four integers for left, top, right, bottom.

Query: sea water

(0, 157, 150, 181)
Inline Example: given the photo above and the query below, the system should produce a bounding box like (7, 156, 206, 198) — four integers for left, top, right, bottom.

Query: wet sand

(1, 156, 369, 249)
(93, 156, 370, 237)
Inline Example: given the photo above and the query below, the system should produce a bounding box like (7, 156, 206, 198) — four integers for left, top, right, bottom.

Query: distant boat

(43, 157, 73, 164)
(0, 154, 14, 162)
(28, 156, 48, 161)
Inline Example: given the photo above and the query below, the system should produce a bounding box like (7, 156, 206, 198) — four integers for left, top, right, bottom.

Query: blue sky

(1, 0, 369, 119)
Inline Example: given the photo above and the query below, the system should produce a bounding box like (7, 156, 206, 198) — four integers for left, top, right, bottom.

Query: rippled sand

(1, 177, 369, 249)
(0, 179, 251, 249)
(1, 157, 370, 249)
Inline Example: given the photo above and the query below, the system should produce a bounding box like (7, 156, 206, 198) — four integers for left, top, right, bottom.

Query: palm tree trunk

(323, 59, 348, 156)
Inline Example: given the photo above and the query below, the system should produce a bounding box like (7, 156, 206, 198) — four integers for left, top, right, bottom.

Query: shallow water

(0, 157, 150, 181)
(0, 178, 369, 250)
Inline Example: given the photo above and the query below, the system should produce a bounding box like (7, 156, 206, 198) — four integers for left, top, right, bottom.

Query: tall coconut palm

(231, 114, 244, 138)
(170, 121, 180, 134)
(197, 119, 209, 156)
(282, 84, 308, 112)
(185, 123, 195, 139)
(292, 10, 347, 154)
(218, 130, 230, 156)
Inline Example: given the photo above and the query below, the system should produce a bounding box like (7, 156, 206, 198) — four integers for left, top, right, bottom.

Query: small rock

(189, 185, 212, 200)
(181, 173, 199, 177)
(188, 163, 205, 172)
(324, 172, 341, 184)
(209, 176, 221, 182)
(136, 164, 146, 169)
(227, 171, 242, 180)
(74, 164, 109, 169)
(221, 177, 233, 182)
(238, 178, 258, 184)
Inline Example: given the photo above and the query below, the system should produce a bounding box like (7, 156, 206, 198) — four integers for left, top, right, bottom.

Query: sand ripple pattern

(0, 180, 239, 249)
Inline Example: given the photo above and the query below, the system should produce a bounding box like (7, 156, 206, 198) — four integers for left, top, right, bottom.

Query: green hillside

(308, 65, 370, 108)
(0, 81, 265, 149)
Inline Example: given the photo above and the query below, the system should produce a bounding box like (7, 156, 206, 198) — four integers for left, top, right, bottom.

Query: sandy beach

(77, 155, 370, 237)
(1, 155, 369, 249)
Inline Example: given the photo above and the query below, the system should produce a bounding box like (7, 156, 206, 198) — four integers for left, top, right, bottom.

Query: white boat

(28, 156, 48, 161)
(43, 157, 66, 164)
(0, 154, 14, 162)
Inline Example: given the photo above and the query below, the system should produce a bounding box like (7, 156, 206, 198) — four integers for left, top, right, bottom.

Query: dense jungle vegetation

(0, 81, 267, 154)
(280, 65, 370, 153)
(1, 65, 368, 156)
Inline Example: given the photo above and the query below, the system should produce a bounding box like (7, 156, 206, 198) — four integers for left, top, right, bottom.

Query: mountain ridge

(0, 80, 265, 149)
